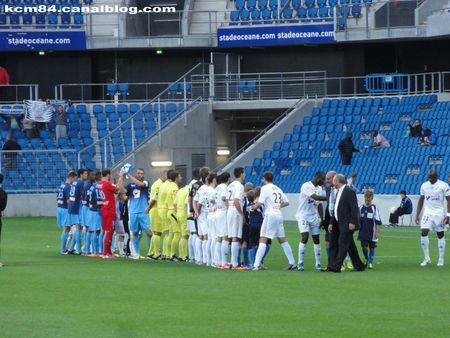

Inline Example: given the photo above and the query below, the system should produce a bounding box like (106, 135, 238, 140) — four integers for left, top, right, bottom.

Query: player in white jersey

(187, 168, 200, 262)
(251, 171, 296, 270)
(215, 172, 231, 268)
(206, 173, 218, 266)
(295, 172, 327, 271)
(226, 167, 246, 270)
(193, 169, 210, 265)
(415, 169, 450, 267)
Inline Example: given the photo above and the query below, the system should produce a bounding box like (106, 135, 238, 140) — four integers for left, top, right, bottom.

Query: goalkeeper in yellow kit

(175, 183, 190, 261)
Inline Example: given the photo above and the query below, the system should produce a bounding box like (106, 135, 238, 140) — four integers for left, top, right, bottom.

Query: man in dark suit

(325, 173, 365, 272)
(322, 171, 337, 258)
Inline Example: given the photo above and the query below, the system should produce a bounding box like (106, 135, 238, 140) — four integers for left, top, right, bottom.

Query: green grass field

(1, 217, 450, 337)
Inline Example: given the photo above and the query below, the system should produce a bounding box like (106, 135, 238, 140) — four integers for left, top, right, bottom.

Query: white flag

(25, 100, 53, 123)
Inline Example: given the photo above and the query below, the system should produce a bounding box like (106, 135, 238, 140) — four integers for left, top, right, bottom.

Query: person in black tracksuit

(0, 174, 8, 267)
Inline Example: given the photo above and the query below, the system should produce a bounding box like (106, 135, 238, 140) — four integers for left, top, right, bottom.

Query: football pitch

(1, 218, 450, 338)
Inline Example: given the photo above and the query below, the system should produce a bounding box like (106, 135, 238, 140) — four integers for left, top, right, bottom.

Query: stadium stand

(0, 0, 90, 29)
(244, 94, 450, 194)
(229, 0, 373, 25)
(0, 100, 189, 191)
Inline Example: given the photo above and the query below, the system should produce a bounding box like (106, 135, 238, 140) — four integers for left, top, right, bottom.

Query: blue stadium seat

(305, 0, 315, 8)
(351, 4, 362, 18)
(247, 0, 257, 10)
(230, 10, 240, 24)
(236, 0, 245, 10)
(118, 83, 129, 96)
(307, 7, 318, 18)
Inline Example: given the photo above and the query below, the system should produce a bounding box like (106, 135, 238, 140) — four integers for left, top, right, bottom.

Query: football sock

(262, 244, 270, 263)
(215, 241, 221, 265)
(171, 233, 181, 257)
(179, 237, 188, 259)
(251, 246, 257, 264)
(231, 241, 240, 267)
(75, 229, 82, 254)
(189, 234, 196, 261)
(314, 244, 321, 266)
(195, 237, 202, 263)
(118, 240, 124, 256)
(281, 242, 295, 265)
(438, 237, 446, 261)
(369, 248, 375, 264)
(253, 243, 267, 268)
(298, 242, 306, 264)
(326, 247, 330, 257)
(202, 239, 209, 264)
(421, 235, 430, 260)
(60, 231, 69, 253)
(150, 234, 161, 257)
(103, 231, 113, 255)
(146, 234, 152, 249)
(69, 231, 76, 252)
(221, 240, 229, 265)
(92, 232, 99, 254)
(99, 233, 104, 254)
(237, 247, 242, 265)
(133, 235, 140, 257)
(243, 247, 249, 266)
(85, 231, 91, 255)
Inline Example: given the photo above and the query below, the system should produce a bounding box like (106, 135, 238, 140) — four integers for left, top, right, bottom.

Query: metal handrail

(213, 97, 307, 172)
(77, 62, 208, 166)
(111, 96, 203, 171)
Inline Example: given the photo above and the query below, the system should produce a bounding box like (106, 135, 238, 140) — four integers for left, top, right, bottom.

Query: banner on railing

(0, 108, 24, 116)
(0, 31, 86, 51)
(25, 100, 53, 123)
(217, 24, 335, 47)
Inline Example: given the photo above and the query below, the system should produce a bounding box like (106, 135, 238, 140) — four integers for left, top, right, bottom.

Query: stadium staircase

(240, 94, 450, 195)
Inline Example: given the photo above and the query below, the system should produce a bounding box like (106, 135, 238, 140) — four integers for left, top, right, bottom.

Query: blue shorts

(80, 205, 90, 227)
(129, 213, 150, 233)
(68, 213, 80, 226)
(88, 210, 102, 232)
(57, 207, 70, 228)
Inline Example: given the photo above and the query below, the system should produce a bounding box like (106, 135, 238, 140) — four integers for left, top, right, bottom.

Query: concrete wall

(221, 99, 316, 174)
(4, 194, 56, 217)
(3, 193, 424, 225)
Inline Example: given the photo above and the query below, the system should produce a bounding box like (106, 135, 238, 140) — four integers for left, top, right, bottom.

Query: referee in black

(0, 173, 8, 268)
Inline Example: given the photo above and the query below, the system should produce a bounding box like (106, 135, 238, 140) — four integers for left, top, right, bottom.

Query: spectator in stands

(2, 134, 21, 170)
(0, 66, 10, 85)
(418, 128, 437, 146)
(410, 119, 422, 138)
(338, 132, 361, 165)
(55, 105, 67, 142)
(403, 124, 412, 138)
(388, 190, 413, 227)
(368, 131, 390, 148)
(22, 118, 39, 139)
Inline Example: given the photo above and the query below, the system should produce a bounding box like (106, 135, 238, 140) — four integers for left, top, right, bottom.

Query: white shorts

(297, 215, 321, 236)
(215, 210, 228, 237)
(421, 213, 447, 232)
(114, 220, 125, 235)
(207, 214, 216, 240)
(227, 209, 243, 239)
(260, 213, 285, 239)
(197, 214, 208, 236)
(187, 219, 196, 232)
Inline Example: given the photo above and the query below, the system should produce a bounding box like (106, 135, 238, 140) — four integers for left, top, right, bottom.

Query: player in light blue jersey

(87, 172, 103, 256)
(126, 168, 151, 259)
(82, 170, 95, 255)
(57, 171, 77, 254)
(67, 169, 88, 255)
